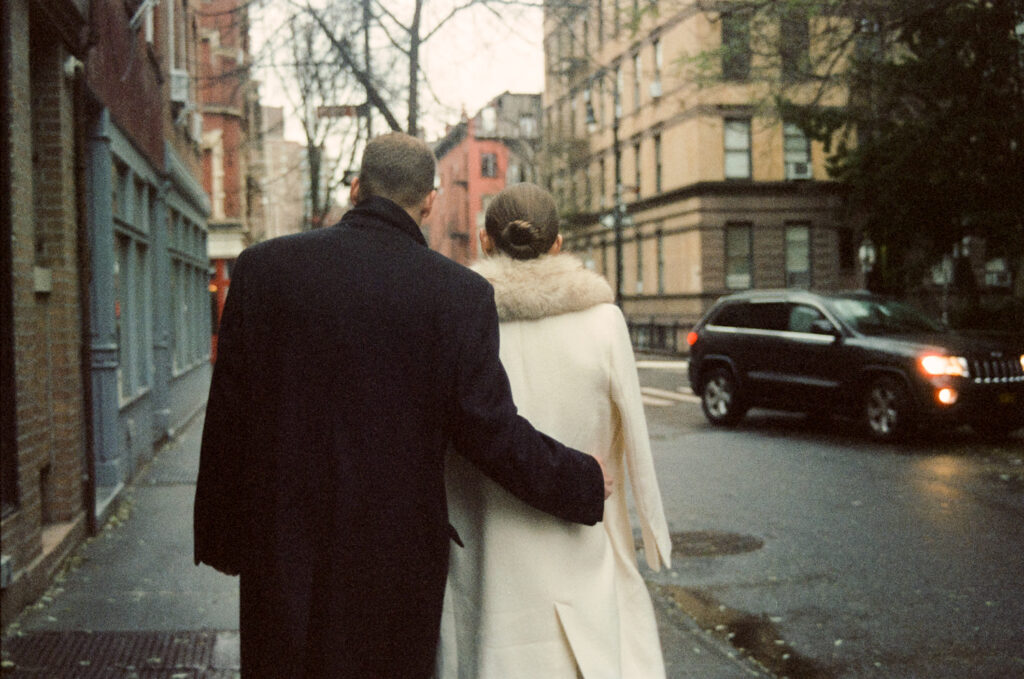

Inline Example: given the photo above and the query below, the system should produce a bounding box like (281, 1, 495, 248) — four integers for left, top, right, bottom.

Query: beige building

(261, 107, 306, 241)
(542, 2, 860, 351)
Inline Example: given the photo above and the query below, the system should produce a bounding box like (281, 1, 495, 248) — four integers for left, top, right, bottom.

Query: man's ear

(419, 189, 437, 222)
(349, 177, 361, 205)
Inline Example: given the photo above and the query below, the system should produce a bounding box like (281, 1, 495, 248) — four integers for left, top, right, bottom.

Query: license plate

(998, 392, 1016, 404)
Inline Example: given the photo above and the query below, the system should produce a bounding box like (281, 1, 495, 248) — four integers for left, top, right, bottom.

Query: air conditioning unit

(649, 80, 662, 99)
(170, 68, 190, 105)
(786, 161, 812, 180)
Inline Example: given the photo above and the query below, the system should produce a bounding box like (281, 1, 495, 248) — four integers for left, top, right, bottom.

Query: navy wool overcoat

(193, 197, 604, 678)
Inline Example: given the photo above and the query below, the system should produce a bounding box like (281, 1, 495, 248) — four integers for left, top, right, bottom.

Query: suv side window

(710, 302, 750, 328)
(745, 302, 788, 331)
(710, 301, 788, 330)
(788, 304, 826, 333)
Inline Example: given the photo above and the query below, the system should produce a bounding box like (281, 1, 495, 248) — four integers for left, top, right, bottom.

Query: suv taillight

(686, 331, 699, 347)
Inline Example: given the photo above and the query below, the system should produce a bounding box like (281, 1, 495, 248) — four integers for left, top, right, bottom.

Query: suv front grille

(968, 357, 1024, 383)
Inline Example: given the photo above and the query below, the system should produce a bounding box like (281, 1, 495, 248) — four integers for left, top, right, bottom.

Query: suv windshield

(827, 298, 946, 336)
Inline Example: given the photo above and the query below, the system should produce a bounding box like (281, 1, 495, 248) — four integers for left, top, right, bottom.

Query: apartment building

(426, 93, 543, 266)
(2, 0, 211, 626)
(542, 2, 860, 347)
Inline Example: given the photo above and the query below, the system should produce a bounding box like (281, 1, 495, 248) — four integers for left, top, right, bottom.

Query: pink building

(425, 93, 542, 266)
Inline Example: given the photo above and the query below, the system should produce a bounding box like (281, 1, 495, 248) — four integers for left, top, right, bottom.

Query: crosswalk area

(640, 386, 699, 407)
(634, 359, 697, 407)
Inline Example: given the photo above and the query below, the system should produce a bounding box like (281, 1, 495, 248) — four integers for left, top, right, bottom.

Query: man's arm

(193, 251, 256, 575)
(448, 285, 607, 525)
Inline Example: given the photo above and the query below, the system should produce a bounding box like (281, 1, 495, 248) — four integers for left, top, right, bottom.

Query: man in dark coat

(194, 132, 609, 678)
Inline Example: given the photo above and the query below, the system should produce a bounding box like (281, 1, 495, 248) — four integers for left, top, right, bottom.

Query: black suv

(687, 290, 1024, 440)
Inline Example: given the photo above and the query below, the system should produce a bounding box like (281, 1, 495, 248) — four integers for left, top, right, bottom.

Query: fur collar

(472, 254, 614, 322)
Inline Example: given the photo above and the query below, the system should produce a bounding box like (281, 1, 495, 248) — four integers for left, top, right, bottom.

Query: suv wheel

(864, 376, 912, 441)
(701, 367, 746, 426)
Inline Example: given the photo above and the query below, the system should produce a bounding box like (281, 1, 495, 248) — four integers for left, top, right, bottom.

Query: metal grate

(1, 630, 238, 678)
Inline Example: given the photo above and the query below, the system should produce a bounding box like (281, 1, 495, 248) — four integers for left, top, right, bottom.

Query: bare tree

(260, 5, 368, 228)
(299, 0, 537, 137)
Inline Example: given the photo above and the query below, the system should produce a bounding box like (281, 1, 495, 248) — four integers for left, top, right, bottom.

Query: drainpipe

(86, 109, 124, 521)
(71, 56, 98, 535)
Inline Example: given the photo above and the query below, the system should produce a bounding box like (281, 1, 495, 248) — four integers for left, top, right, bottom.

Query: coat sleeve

(448, 285, 605, 526)
(193, 250, 256, 575)
(607, 308, 672, 570)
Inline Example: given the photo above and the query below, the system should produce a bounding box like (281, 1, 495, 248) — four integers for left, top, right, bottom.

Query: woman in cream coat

(437, 183, 672, 679)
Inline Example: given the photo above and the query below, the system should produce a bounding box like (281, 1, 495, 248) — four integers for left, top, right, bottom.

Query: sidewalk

(2, 408, 768, 678)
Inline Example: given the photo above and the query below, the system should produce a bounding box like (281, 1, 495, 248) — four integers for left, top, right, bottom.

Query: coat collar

(339, 196, 427, 246)
(471, 254, 614, 322)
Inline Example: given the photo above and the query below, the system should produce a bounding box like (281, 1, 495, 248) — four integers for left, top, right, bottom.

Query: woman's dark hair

(484, 183, 559, 260)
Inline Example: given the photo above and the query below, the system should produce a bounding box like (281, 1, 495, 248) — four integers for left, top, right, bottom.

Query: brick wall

(2, 0, 88, 596)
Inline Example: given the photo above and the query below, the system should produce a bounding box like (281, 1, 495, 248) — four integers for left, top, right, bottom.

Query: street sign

(316, 104, 369, 118)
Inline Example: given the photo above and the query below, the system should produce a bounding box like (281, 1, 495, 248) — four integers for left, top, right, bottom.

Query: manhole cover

(670, 530, 763, 557)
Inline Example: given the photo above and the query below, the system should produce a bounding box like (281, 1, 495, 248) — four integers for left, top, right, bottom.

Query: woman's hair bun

(504, 220, 536, 246)
(484, 183, 560, 260)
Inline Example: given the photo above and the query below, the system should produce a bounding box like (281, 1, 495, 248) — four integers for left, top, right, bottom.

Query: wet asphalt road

(636, 361, 1024, 678)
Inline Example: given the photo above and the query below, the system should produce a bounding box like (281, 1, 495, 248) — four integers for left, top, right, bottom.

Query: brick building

(198, 0, 263, 351)
(425, 93, 543, 266)
(2, 0, 212, 627)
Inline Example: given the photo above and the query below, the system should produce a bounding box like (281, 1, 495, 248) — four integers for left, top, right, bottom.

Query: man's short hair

(356, 132, 436, 209)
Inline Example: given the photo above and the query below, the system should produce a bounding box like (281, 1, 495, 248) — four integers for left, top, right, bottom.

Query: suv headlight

(919, 354, 969, 377)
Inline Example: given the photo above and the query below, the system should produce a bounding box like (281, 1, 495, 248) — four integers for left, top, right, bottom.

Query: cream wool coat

(437, 253, 672, 679)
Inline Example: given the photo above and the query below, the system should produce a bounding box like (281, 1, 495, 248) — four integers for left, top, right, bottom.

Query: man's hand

(596, 456, 614, 500)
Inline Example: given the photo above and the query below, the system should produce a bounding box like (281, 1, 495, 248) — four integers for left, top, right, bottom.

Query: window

(614, 64, 623, 119)
(726, 223, 752, 289)
(985, 258, 1011, 287)
(635, 230, 644, 294)
(633, 52, 642, 110)
(652, 38, 663, 92)
(785, 224, 811, 288)
(721, 11, 751, 80)
(112, 166, 154, 404)
(170, 210, 211, 372)
(507, 162, 522, 184)
(784, 123, 811, 179)
(780, 6, 810, 81)
(654, 133, 662, 193)
(724, 119, 751, 179)
(481, 153, 498, 178)
(519, 114, 537, 138)
(656, 229, 665, 294)
(633, 141, 641, 197)
(480, 107, 497, 136)
(787, 304, 827, 333)
(712, 301, 787, 330)
(569, 96, 577, 137)
(838, 227, 856, 271)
